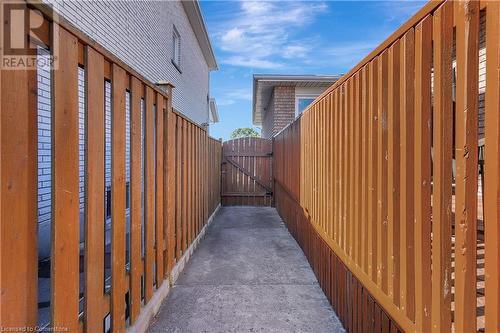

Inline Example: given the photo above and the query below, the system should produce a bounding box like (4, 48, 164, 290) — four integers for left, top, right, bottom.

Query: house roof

(252, 74, 342, 126)
(182, 0, 218, 71)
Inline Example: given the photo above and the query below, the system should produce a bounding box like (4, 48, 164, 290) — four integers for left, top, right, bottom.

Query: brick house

(252, 74, 341, 138)
(37, 0, 219, 259)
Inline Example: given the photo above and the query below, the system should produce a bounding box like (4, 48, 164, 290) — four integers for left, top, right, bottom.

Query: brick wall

(261, 86, 295, 138)
(273, 86, 296, 136)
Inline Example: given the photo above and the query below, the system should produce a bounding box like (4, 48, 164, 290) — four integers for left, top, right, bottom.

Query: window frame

(172, 25, 181, 71)
(295, 94, 318, 117)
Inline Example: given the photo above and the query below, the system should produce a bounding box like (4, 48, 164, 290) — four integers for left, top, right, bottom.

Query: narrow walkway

(149, 206, 344, 333)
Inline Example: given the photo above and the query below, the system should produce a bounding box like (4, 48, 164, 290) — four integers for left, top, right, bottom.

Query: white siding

(45, 0, 211, 124)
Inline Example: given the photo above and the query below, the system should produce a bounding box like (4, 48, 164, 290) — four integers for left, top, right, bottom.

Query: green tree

(230, 127, 260, 139)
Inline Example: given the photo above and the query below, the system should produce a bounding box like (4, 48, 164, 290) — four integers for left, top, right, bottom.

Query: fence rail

(274, 1, 499, 332)
(0, 3, 221, 332)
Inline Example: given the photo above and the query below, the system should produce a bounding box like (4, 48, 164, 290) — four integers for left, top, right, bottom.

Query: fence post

(0, 13, 38, 328)
(162, 84, 175, 278)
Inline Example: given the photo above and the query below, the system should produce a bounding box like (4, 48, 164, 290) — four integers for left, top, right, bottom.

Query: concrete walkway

(149, 206, 344, 333)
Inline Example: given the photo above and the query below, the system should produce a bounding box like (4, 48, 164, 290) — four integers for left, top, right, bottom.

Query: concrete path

(149, 206, 344, 333)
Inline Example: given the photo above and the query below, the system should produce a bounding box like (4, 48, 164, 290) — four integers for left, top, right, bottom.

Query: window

(172, 26, 181, 70)
(295, 95, 317, 116)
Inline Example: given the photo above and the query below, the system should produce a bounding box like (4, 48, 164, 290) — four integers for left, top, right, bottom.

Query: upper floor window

(172, 26, 181, 70)
(295, 95, 317, 116)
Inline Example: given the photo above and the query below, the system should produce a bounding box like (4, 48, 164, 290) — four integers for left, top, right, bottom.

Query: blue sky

(200, 1, 426, 140)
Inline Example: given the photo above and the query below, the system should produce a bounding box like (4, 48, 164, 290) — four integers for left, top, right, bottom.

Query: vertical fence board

(165, 95, 175, 274)
(387, 41, 400, 305)
(51, 27, 80, 332)
(454, 1, 479, 331)
(342, 83, 348, 252)
(369, 58, 379, 283)
(129, 77, 143, 322)
(400, 28, 416, 320)
(111, 64, 127, 332)
(355, 75, 362, 268)
(431, 3, 454, 331)
(377, 51, 389, 292)
(182, 119, 188, 252)
(347, 81, 353, 256)
(84, 46, 106, 330)
(187, 124, 192, 243)
(0, 20, 38, 328)
(333, 89, 339, 244)
(175, 117, 182, 259)
(144, 86, 155, 302)
(155, 94, 165, 285)
(414, 15, 433, 333)
(361, 65, 369, 274)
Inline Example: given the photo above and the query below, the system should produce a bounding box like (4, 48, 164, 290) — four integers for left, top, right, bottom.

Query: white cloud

(217, 88, 254, 106)
(218, 99, 236, 106)
(325, 42, 377, 58)
(283, 44, 309, 59)
(310, 41, 380, 68)
(226, 89, 253, 101)
(222, 56, 284, 69)
(380, 1, 426, 23)
(221, 28, 245, 44)
(241, 1, 273, 15)
(214, 1, 328, 69)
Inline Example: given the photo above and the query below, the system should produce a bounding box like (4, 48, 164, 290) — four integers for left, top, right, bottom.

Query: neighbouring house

(37, 0, 218, 260)
(252, 74, 341, 138)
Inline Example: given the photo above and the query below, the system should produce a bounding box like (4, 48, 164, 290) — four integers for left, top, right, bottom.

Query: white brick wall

(45, 0, 211, 125)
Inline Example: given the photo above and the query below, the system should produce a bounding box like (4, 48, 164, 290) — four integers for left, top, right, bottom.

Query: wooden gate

(221, 137, 273, 206)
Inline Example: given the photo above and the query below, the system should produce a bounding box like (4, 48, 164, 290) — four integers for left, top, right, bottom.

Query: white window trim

(172, 26, 181, 68)
(295, 94, 319, 117)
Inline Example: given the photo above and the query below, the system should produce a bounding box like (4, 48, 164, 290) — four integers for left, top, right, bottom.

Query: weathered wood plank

(129, 76, 143, 323)
(175, 116, 182, 259)
(387, 40, 400, 306)
(111, 63, 127, 332)
(377, 50, 388, 292)
(368, 58, 379, 283)
(144, 86, 155, 302)
(361, 65, 369, 274)
(182, 119, 188, 251)
(165, 92, 175, 275)
(454, 1, 479, 331)
(84, 46, 106, 331)
(0, 20, 38, 328)
(400, 28, 415, 320)
(431, 3, 454, 331)
(51, 27, 80, 332)
(155, 93, 165, 285)
(414, 14, 433, 333)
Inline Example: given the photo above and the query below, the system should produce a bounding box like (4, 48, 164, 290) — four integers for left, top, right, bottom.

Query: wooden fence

(221, 137, 273, 206)
(274, 1, 499, 332)
(208, 137, 223, 215)
(0, 3, 221, 332)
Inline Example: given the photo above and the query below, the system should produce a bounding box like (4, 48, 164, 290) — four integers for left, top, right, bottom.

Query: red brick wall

(261, 86, 295, 138)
